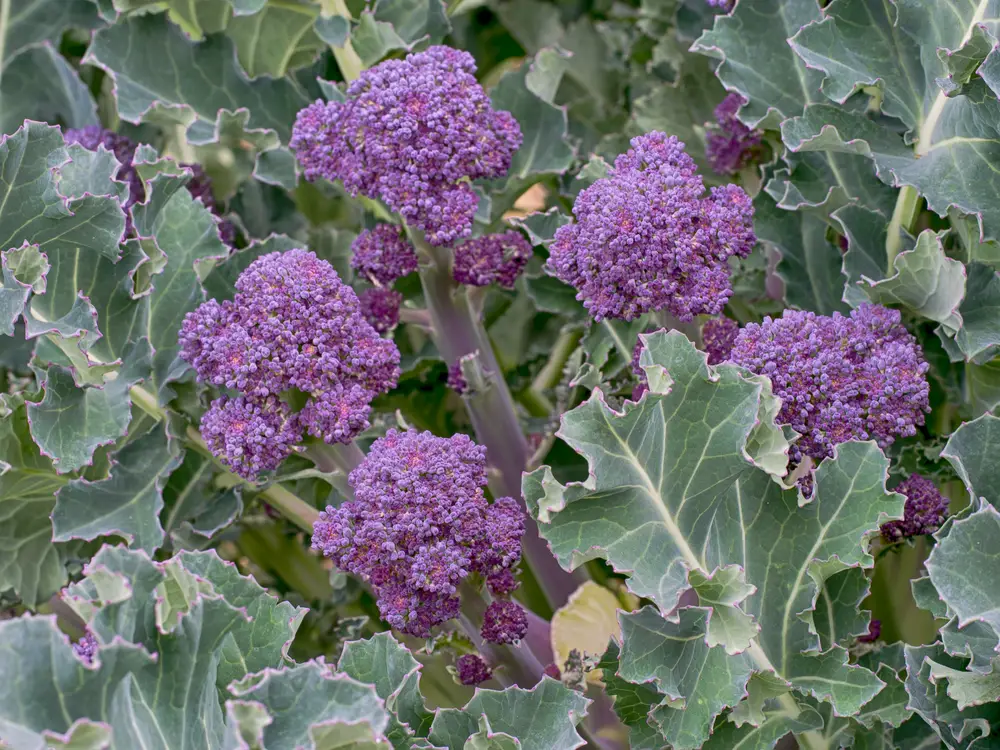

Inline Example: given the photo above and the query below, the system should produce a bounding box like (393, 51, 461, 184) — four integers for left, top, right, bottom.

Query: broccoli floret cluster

(453, 231, 533, 289)
(312, 429, 526, 639)
(549, 132, 755, 321)
(706, 93, 763, 176)
(72, 632, 99, 665)
(351, 225, 419, 285)
(447, 361, 468, 394)
(359, 288, 403, 334)
(180, 249, 400, 478)
(456, 654, 492, 685)
(880, 474, 949, 541)
(702, 316, 740, 364)
(481, 600, 529, 645)
(291, 46, 522, 247)
(728, 304, 930, 463)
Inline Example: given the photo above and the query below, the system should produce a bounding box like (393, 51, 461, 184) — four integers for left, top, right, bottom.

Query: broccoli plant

(2, 1, 1000, 748)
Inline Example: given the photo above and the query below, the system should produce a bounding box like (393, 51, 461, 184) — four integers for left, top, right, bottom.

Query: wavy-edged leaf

(85, 13, 310, 141)
(860, 229, 966, 335)
(617, 606, 753, 750)
(941, 413, 1000, 509)
(950, 263, 1000, 364)
(691, 0, 823, 129)
(1, 44, 98, 135)
(812, 567, 872, 652)
(0, 394, 68, 607)
(597, 643, 667, 750)
(1, 0, 100, 66)
(52, 422, 181, 553)
(226, 1, 324, 78)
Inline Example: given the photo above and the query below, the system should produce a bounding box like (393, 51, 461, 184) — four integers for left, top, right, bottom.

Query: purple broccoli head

(453, 231, 533, 289)
(312, 429, 525, 637)
(359, 288, 402, 333)
(481, 599, 528, 645)
(72, 631, 99, 665)
(549, 132, 755, 322)
(706, 93, 763, 176)
(201, 395, 303, 479)
(881, 474, 949, 541)
(728, 304, 930, 463)
(351, 225, 419, 285)
(180, 249, 400, 477)
(291, 46, 522, 247)
(456, 654, 493, 685)
(702, 316, 740, 364)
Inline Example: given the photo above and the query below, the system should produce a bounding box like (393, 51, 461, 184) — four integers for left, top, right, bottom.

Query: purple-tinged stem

(459, 583, 545, 688)
(410, 228, 585, 609)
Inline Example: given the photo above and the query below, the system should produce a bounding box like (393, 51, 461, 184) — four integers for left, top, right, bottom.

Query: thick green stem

(886, 185, 920, 272)
(307, 441, 366, 475)
(527, 327, 583, 402)
(408, 228, 585, 609)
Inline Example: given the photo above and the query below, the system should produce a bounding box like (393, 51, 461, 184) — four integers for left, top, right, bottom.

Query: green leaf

(528, 332, 901, 735)
(373, 0, 450, 45)
(860, 229, 966, 335)
(85, 13, 310, 141)
(692, 0, 822, 129)
(352, 11, 409, 68)
(52, 422, 181, 553)
(1, 0, 100, 66)
(856, 665, 912, 729)
(463, 717, 521, 750)
(134, 175, 229, 402)
(1, 44, 98, 135)
(941, 413, 1000, 509)
(813, 567, 872, 652)
(700, 703, 823, 749)
(617, 607, 753, 750)
(0, 394, 68, 607)
(112, 0, 233, 39)
(490, 65, 575, 180)
(787, 0, 924, 133)
(226, 1, 324, 78)
(927, 506, 1000, 637)
(950, 263, 1000, 364)
(687, 566, 759, 655)
(568, 318, 645, 390)
(0, 122, 124, 266)
(0, 247, 34, 335)
(429, 679, 589, 750)
(598, 643, 667, 750)
(337, 632, 434, 742)
(754, 193, 850, 315)
(27, 339, 151, 473)
(927, 658, 1000, 711)
(832, 204, 912, 307)
(42, 719, 114, 750)
(228, 662, 391, 750)
(508, 209, 571, 247)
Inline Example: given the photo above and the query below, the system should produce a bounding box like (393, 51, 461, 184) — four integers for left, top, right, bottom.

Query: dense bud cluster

(706, 93, 763, 176)
(456, 654, 492, 685)
(351, 225, 419, 285)
(72, 632, 99, 665)
(481, 600, 529, 644)
(180, 249, 400, 478)
(549, 132, 755, 321)
(359, 288, 403, 333)
(880, 474, 949, 541)
(447, 362, 468, 394)
(453, 231, 533, 288)
(702, 316, 740, 364)
(312, 430, 526, 638)
(291, 46, 522, 246)
(728, 304, 930, 463)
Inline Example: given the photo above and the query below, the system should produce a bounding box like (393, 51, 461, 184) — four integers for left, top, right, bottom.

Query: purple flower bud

(447, 362, 468, 394)
(706, 93, 763, 176)
(456, 654, 492, 685)
(453, 231, 532, 289)
(702, 316, 739, 364)
(291, 46, 522, 246)
(72, 631, 99, 665)
(857, 619, 881, 644)
(359, 288, 402, 333)
(180, 249, 400, 476)
(728, 304, 930, 463)
(549, 132, 755, 322)
(351, 225, 419, 285)
(880, 475, 949, 541)
(481, 599, 528, 645)
(201, 395, 302, 479)
(312, 430, 524, 637)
